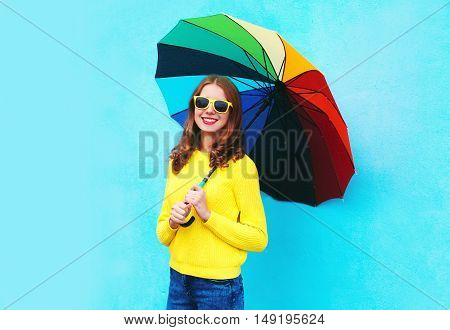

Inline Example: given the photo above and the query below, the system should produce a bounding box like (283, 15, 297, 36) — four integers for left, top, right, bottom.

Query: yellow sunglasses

(193, 96, 233, 114)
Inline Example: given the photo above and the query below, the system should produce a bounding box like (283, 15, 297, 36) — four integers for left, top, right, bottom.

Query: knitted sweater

(155, 149, 268, 280)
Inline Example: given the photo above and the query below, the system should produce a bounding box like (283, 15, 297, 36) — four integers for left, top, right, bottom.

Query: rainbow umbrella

(155, 13, 355, 206)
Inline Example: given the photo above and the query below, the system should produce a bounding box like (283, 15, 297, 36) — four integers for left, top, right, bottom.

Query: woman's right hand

(169, 201, 192, 229)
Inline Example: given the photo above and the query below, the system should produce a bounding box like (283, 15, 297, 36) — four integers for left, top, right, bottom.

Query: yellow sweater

(155, 149, 268, 280)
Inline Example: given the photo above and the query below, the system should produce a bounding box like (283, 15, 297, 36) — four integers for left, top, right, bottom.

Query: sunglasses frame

(193, 96, 233, 114)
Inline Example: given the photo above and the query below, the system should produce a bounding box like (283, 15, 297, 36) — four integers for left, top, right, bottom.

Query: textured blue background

(0, 1, 448, 309)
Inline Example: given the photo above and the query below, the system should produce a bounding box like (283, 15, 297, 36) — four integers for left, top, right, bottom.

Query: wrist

(200, 209, 211, 223)
(169, 218, 179, 229)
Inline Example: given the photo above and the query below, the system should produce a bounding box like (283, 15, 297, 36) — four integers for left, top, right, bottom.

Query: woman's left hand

(184, 184, 211, 222)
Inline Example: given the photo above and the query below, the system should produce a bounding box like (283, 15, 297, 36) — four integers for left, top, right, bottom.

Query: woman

(156, 74, 268, 310)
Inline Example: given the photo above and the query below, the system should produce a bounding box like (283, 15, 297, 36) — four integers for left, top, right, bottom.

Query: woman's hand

(169, 201, 192, 229)
(184, 184, 211, 222)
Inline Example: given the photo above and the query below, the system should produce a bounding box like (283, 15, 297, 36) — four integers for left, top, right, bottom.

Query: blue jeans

(166, 267, 244, 310)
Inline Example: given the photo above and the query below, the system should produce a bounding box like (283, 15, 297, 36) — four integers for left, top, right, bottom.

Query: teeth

(202, 118, 217, 123)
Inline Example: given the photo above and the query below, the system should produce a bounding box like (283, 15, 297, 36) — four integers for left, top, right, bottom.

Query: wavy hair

(169, 74, 245, 174)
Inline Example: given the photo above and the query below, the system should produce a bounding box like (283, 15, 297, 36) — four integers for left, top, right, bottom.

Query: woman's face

(194, 83, 231, 133)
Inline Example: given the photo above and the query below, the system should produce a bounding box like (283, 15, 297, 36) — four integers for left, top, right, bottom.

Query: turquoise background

(0, 1, 448, 309)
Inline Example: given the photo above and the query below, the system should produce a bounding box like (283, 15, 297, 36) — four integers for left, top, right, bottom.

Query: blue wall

(0, 0, 448, 309)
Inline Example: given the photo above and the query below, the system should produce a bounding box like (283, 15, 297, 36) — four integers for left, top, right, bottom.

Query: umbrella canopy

(155, 13, 355, 206)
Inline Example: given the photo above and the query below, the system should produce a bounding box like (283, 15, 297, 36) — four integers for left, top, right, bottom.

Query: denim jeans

(166, 267, 244, 310)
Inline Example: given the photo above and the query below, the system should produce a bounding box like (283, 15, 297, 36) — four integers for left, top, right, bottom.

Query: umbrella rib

(268, 71, 349, 137)
(229, 76, 269, 95)
(242, 88, 277, 116)
(289, 83, 335, 108)
(288, 90, 317, 95)
(243, 87, 279, 130)
(259, 47, 271, 84)
(287, 95, 332, 115)
(244, 97, 273, 130)
(242, 97, 268, 115)
(287, 86, 323, 93)
(287, 83, 343, 119)
(276, 33, 287, 81)
(261, 48, 276, 85)
(286, 90, 354, 168)
(171, 107, 189, 117)
(181, 19, 274, 87)
(240, 89, 267, 97)
(285, 100, 318, 127)
(227, 57, 271, 91)
(300, 104, 331, 116)
(284, 69, 316, 88)
(224, 14, 279, 82)
(272, 89, 290, 136)
(285, 71, 347, 127)
(242, 50, 271, 93)
(277, 54, 286, 81)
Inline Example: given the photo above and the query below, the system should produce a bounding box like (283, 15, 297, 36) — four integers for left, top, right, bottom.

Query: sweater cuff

(203, 210, 224, 228)
(167, 219, 179, 231)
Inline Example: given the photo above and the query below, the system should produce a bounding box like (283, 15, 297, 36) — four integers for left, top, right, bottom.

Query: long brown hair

(169, 74, 245, 174)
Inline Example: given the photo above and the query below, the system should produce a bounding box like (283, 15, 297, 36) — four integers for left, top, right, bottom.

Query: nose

(204, 102, 216, 115)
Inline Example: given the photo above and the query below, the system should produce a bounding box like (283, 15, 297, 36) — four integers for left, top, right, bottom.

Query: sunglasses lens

(214, 101, 229, 113)
(195, 96, 209, 108)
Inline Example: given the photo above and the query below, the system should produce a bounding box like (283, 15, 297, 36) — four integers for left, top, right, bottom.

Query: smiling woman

(155, 75, 268, 310)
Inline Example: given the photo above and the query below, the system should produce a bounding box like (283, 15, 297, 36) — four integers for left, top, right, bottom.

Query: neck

(199, 131, 216, 152)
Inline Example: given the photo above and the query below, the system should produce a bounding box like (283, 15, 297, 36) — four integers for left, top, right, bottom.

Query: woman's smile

(201, 116, 219, 125)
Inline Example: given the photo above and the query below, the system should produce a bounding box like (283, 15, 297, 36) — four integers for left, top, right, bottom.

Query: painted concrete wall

(1, 0, 448, 309)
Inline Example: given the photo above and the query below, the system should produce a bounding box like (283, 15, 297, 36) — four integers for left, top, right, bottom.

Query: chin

(200, 125, 219, 132)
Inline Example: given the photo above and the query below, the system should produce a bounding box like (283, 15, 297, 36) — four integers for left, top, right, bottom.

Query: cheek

(194, 110, 203, 124)
(219, 114, 230, 126)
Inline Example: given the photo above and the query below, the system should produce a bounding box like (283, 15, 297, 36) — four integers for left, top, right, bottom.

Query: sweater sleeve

(155, 159, 179, 247)
(203, 156, 268, 252)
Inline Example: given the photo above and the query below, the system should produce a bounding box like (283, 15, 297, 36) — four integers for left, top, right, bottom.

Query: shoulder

(230, 154, 259, 179)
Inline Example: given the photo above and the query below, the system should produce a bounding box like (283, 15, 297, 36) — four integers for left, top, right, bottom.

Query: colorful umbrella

(155, 13, 355, 206)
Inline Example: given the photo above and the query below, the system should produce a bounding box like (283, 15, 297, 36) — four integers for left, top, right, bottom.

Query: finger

(174, 203, 188, 213)
(185, 198, 195, 206)
(172, 202, 186, 210)
(176, 202, 188, 209)
(180, 203, 192, 215)
(172, 207, 187, 219)
(170, 215, 185, 224)
(182, 201, 192, 210)
(191, 184, 201, 191)
(186, 192, 198, 200)
(179, 200, 190, 208)
(170, 213, 186, 222)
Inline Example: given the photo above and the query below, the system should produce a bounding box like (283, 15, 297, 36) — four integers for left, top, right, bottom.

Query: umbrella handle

(179, 202, 195, 227)
(179, 166, 217, 228)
